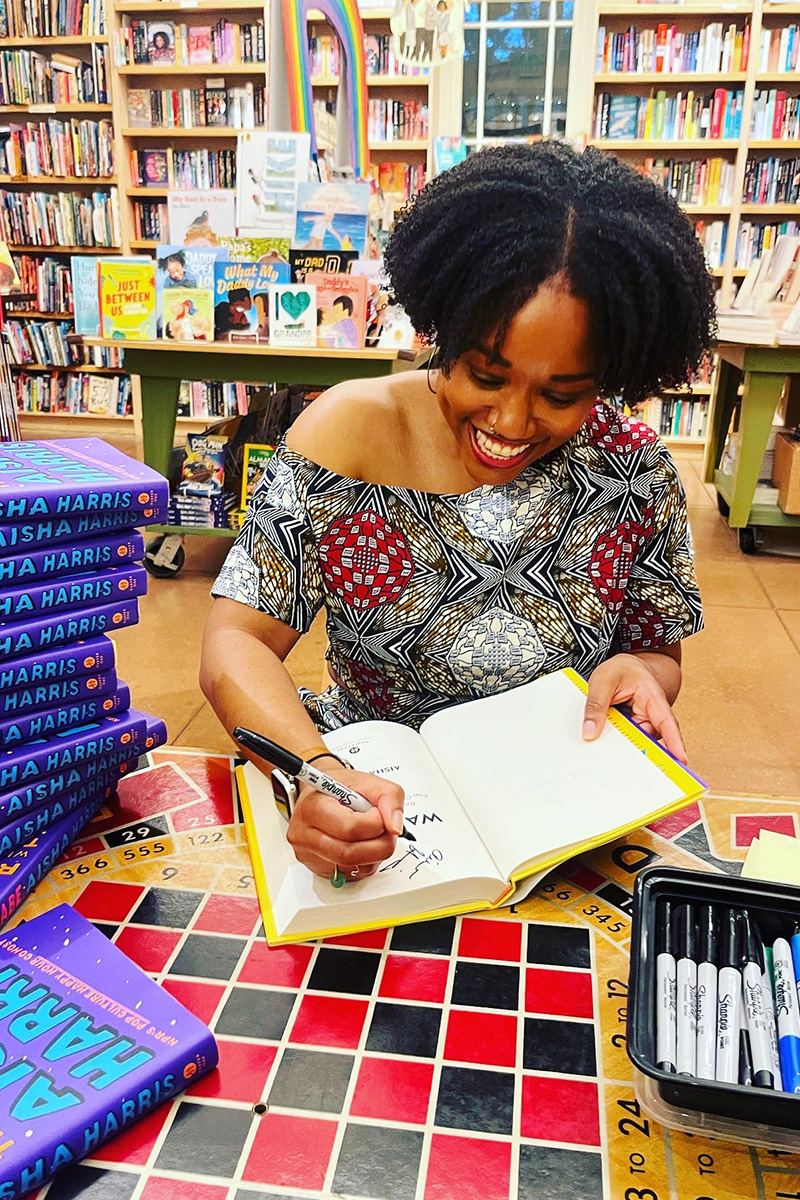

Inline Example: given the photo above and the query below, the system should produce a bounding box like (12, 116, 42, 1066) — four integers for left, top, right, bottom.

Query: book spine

(0, 566, 147, 624)
(0, 532, 144, 587)
(0, 761, 123, 845)
(0, 508, 166, 556)
(144, 713, 168, 751)
(0, 447, 168, 522)
(0, 637, 115, 694)
(0, 683, 131, 751)
(0, 669, 118, 719)
(0, 751, 133, 824)
(0, 708, 147, 793)
(0, 598, 140, 661)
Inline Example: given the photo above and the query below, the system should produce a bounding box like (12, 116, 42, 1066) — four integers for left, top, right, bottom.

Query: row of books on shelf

(718, 233, 800, 346)
(735, 220, 800, 269)
(11, 253, 73, 312)
(751, 88, 800, 143)
(378, 159, 425, 201)
(127, 83, 265, 130)
(0, 188, 120, 249)
(130, 146, 236, 191)
(638, 156, 734, 208)
(595, 20, 750, 76)
(0, 0, 105, 38)
(742, 155, 800, 207)
(0, 118, 114, 181)
(177, 379, 252, 419)
(0, 45, 109, 107)
(4, 318, 123, 370)
(594, 88, 744, 142)
(758, 23, 800, 76)
(637, 395, 709, 442)
(13, 370, 132, 417)
(131, 198, 165, 241)
(695, 220, 726, 271)
(367, 99, 428, 142)
(308, 32, 429, 79)
(117, 18, 265, 68)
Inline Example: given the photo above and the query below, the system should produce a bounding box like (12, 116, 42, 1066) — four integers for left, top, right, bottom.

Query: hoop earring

(426, 345, 440, 395)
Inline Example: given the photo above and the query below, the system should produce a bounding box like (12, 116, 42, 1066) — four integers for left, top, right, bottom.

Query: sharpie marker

(716, 907, 742, 1084)
(655, 899, 677, 1073)
(696, 904, 718, 1080)
(740, 983, 754, 1087)
(762, 941, 782, 1088)
(741, 910, 775, 1089)
(773, 937, 800, 1092)
(791, 925, 800, 1006)
(675, 902, 697, 1077)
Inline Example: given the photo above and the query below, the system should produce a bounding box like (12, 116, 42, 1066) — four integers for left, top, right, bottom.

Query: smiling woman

(200, 139, 715, 883)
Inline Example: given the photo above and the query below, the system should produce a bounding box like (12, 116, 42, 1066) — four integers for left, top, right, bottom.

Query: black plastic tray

(628, 865, 800, 1129)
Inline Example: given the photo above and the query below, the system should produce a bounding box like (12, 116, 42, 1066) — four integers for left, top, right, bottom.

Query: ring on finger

(330, 864, 345, 888)
(350, 865, 361, 878)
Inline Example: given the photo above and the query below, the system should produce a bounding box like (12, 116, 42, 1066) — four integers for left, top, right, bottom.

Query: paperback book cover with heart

(213, 260, 286, 342)
(267, 283, 317, 347)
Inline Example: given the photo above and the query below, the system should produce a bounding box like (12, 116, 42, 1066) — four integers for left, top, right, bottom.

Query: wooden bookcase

(587, 0, 800, 446)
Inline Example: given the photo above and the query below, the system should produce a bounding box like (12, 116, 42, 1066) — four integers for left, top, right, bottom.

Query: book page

(420, 671, 692, 882)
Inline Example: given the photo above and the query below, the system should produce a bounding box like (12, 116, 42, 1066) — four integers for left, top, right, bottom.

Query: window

(463, 0, 574, 148)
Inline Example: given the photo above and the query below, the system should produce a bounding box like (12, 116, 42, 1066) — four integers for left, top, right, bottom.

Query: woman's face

(437, 281, 600, 486)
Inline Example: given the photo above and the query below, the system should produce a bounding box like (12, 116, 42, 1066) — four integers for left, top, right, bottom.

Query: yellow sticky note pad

(742, 830, 800, 885)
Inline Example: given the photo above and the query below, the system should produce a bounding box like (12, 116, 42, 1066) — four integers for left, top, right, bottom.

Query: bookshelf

(589, 0, 800, 446)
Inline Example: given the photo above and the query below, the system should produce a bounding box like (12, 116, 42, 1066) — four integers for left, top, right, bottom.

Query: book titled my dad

(0, 440, 168, 522)
(0, 905, 218, 1197)
(0, 532, 144, 586)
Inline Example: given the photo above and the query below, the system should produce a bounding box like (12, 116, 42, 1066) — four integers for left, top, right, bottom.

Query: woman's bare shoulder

(285, 374, 425, 479)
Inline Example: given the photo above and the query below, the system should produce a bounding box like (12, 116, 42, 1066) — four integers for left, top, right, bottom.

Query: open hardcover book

(238, 668, 705, 944)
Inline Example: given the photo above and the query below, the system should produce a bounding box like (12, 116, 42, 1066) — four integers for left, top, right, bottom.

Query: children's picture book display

(98, 259, 156, 341)
(241, 443, 275, 507)
(213, 260, 288, 341)
(179, 433, 227, 496)
(294, 182, 370, 256)
(156, 245, 227, 340)
(166, 189, 236, 247)
(267, 283, 317, 347)
(236, 131, 311, 240)
(306, 271, 368, 348)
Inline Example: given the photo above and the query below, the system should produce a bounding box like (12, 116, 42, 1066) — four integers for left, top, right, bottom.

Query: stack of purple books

(0, 439, 170, 924)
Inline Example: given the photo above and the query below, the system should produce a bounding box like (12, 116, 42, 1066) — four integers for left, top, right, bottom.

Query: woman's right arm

(200, 597, 404, 876)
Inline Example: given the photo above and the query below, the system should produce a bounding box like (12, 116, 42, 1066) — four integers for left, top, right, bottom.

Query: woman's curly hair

(383, 141, 717, 406)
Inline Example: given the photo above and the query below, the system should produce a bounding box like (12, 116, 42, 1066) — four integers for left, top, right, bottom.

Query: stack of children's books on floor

(0, 439, 168, 922)
(169, 431, 236, 529)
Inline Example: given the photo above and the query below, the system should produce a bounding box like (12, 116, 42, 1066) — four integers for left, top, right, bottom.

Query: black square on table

(523, 1017, 597, 1076)
(451, 961, 519, 1010)
(518, 1145, 604, 1200)
(131, 886, 203, 929)
(527, 923, 590, 968)
(333, 1123, 424, 1200)
(268, 1047, 354, 1113)
(390, 916, 455, 956)
(168, 933, 246, 981)
(45, 1165, 138, 1200)
(92, 922, 117, 940)
(155, 1100, 252, 1176)
(365, 1001, 441, 1058)
(234, 1192, 297, 1200)
(435, 1065, 514, 1134)
(215, 986, 295, 1041)
(307, 947, 380, 995)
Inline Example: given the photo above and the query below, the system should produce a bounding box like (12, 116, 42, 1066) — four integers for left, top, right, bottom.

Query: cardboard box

(772, 430, 800, 514)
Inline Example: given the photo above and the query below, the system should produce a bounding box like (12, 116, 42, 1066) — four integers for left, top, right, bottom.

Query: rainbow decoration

(282, 0, 370, 179)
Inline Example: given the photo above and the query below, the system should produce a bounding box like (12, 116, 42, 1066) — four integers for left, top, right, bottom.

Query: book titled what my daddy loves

(239, 669, 706, 944)
(0, 906, 217, 1198)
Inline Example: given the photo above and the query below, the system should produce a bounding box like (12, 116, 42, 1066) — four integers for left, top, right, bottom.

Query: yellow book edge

(237, 675, 705, 944)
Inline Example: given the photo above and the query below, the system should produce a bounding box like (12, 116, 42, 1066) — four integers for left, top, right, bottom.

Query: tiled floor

(112, 439, 800, 798)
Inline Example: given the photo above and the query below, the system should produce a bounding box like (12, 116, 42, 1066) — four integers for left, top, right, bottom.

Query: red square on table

(193, 893, 260, 937)
(521, 1076, 600, 1146)
(289, 993, 368, 1049)
(140, 1179, 229, 1200)
(444, 1010, 517, 1069)
(90, 1105, 171, 1166)
(161, 978, 225, 1026)
(238, 941, 313, 988)
(350, 1056, 434, 1125)
(325, 928, 389, 949)
(458, 918, 521, 963)
(424, 1133, 511, 1200)
(243, 1112, 337, 1191)
(647, 801, 701, 838)
(734, 813, 797, 849)
(525, 968, 593, 1019)
(379, 954, 448, 1003)
(189, 1038, 276, 1103)
(73, 881, 144, 923)
(113, 927, 182, 974)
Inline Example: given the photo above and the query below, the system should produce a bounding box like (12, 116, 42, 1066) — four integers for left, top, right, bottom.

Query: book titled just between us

(239, 668, 706, 944)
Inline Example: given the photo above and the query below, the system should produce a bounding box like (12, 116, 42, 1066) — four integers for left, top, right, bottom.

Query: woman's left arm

(582, 645, 686, 763)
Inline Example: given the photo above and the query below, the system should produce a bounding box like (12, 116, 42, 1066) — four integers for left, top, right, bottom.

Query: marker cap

(675, 902, 695, 960)
(699, 904, 718, 966)
(656, 899, 674, 956)
(741, 910, 764, 971)
(721, 907, 740, 969)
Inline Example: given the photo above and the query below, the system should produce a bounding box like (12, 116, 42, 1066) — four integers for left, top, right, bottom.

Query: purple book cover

(0, 685, 131, 752)
(0, 905, 218, 1197)
(0, 567, 147, 625)
(0, 670, 118, 720)
(0, 757, 136, 826)
(0, 600, 139, 660)
(0, 532, 145, 586)
(143, 714, 168, 752)
(0, 639, 116, 695)
(0, 509, 167, 556)
(0, 776, 116, 851)
(0, 440, 168, 522)
(0, 710, 147, 794)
